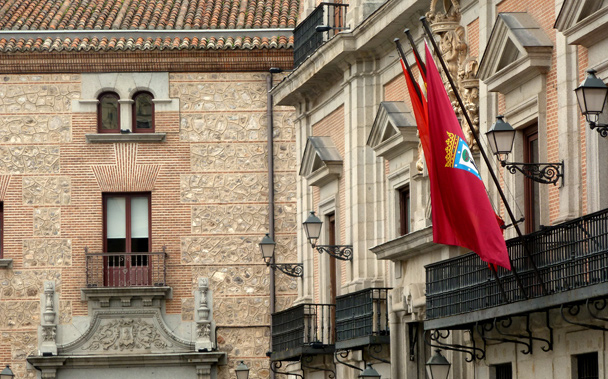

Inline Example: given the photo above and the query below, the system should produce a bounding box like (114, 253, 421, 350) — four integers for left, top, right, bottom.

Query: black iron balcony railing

(293, 2, 349, 67)
(85, 250, 167, 288)
(426, 208, 608, 320)
(271, 303, 335, 361)
(335, 288, 391, 349)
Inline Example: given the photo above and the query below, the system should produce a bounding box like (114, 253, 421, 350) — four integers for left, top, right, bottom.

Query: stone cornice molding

(370, 226, 436, 261)
(478, 12, 553, 94)
(555, 1, 608, 47)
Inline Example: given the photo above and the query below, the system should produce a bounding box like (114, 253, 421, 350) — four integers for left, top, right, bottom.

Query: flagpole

(404, 29, 426, 77)
(395, 38, 511, 305)
(420, 16, 548, 298)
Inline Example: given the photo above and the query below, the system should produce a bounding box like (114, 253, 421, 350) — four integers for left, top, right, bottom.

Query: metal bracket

(269, 262, 304, 277)
(502, 160, 564, 186)
(589, 121, 608, 138)
(477, 320, 531, 355)
(313, 245, 353, 261)
(425, 329, 485, 362)
(270, 361, 304, 379)
(334, 350, 363, 372)
(560, 300, 608, 332)
(302, 355, 336, 379)
(367, 344, 390, 364)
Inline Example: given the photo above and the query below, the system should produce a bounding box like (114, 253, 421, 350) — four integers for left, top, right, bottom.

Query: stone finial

(40, 281, 58, 356)
(195, 277, 213, 351)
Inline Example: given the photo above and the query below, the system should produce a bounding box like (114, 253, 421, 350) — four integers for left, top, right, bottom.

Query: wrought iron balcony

(85, 250, 167, 288)
(425, 208, 608, 325)
(335, 288, 391, 349)
(293, 2, 349, 67)
(270, 303, 335, 361)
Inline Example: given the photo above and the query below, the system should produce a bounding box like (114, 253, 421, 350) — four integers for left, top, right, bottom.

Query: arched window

(132, 91, 154, 132)
(98, 92, 120, 133)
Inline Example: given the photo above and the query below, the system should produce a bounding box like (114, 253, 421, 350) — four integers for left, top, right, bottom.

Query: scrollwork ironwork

(334, 349, 363, 372)
(271, 263, 304, 278)
(560, 302, 608, 331)
(502, 161, 564, 186)
(426, 329, 484, 362)
(589, 122, 608, 138)
(270, 361, 304, 379)
(313, 245, 353, 261)
(302, 355, 336, 379)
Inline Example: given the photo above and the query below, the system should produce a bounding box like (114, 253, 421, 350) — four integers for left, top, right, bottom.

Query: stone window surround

(315, 195, 342, 303)
(387, 166, 410, 240)
(556, 1, 608, 48)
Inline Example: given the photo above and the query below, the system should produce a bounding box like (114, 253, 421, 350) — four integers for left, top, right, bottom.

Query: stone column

(39, 281, 57, 356)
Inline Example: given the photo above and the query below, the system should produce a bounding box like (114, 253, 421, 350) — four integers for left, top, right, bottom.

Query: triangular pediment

(555, 0, 608, 47)
(367, 102, 419, 160)
(300, 136, 343, 187)
(478, 13, 553, 94)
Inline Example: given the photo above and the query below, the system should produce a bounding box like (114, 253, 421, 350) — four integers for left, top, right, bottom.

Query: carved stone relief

(191, 205, 269, 234)
(0, 301, 39, 328)
(181, 235, 259, 264)
(426, 0, 479, 152)
(191, 143, 266, 172)
(213, 297, 269, 325)
(181, 174, 268, 203)
(33, 208, 61, 237)
(0, 115, 71, 143)
(22, 177, 70, 205)
(171, 82, 267, 111)
(216, 327, 269, 356)
(23, 239, 72, 267)
(0, 270, 61, 298)
(0, 146, 60, 174)
(0, 82, 80, 113)
(82, 318, 171, 352)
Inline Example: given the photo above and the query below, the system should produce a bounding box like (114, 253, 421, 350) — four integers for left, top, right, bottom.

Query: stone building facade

(270, 0, 608, 378)
(0, 1, 300, 378)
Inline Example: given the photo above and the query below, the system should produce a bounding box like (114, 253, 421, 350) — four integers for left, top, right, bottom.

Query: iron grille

(293, 2, 349, 67)
(271, 303, 335, 355)
(336, 288, 391, 342)
(85, 250, 167, 287)
(425, 207, 608, 319)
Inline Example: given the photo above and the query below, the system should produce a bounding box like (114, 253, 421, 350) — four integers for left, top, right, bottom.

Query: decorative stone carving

(41, 326, 56, 342)
(191, 205, 269, 234)
(83, 318, 171, 352)
(195, 277, 214, 351)
(191, 144, 266, 172)
(0, 82, 79, 113)
(0, 270, 61, 298)
(171, 82, 266, 111)
(0, 115, 71, 143)
(0, 301, 39, 328)
(39, 281, 58, 355)
(22, 177, 70, 205)
(427, 0, 479, 151)
(216, 327, 270, 357)
(23, 239, 72, 267)
(0, 146, 60, 174)
(213, 297, 270, 325)
(42, 281, 56, 325)
(181, 174, 267, 203)
(181, 236, 260, 264)
(33, 208, 61, 237)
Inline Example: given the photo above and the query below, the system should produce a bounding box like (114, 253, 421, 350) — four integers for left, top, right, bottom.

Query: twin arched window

(97, 91, 154, 133)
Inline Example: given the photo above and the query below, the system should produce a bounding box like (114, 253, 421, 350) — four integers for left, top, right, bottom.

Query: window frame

(574, 352, 599, 379)
(102, 192, 151, 254)
(97, 92, 121, 133)
(491, 362, 513, 379)
(523, 125, 540, 234)
(399, 186, 410, 236)
(131, 91, 155, 133)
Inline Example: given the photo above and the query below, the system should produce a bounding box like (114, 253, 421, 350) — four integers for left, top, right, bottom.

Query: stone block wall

(0, 72, 297, 378)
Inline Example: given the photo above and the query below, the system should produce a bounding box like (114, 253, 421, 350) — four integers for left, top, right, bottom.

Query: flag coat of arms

(420, 44, 510, 270)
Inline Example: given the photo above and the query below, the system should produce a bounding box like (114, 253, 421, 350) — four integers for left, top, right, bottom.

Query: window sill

(0, 259, 13, 268)
(85, 133, 166, 143)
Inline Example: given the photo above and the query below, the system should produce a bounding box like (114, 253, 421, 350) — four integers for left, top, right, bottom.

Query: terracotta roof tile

(0, 0, 298, 53)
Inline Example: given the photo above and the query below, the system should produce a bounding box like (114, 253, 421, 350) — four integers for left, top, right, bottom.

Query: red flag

(424, 44, 510, 270)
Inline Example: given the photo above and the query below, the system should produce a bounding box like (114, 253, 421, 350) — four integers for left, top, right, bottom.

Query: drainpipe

(267, 68, 279, 379)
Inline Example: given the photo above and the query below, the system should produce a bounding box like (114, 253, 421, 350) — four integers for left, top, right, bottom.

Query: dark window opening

(575, 352, 598, 379)
(98, 92, 120, 133)
(524, 125, 540, 233)
(399, 186, 410, 236)
(492, 363, 512, 379)
(132, 91, 155, 132)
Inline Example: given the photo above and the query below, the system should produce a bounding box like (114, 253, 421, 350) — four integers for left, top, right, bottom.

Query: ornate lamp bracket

(313, 244, 353, 261)
(501, 160, 564, 186)
(266, 262, 304, 278)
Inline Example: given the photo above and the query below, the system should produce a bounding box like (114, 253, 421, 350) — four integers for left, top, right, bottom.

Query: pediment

(367, 102, 418, 160)
(555, 0, 608, 47)
(59, 309, 193, 355)
(478, 13, 553, 94)
(300, 136, 343, 187)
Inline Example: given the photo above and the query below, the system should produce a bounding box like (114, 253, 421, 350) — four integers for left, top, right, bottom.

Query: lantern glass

(303, 211, 323, 244)
(486, 116, 516, 156)
(235, 361, 249, 379)
(359, 365, 381, 379)
(575, 69, 608, 123)
(259, 233, 276, 260)
(426, 350, 451, 379)
(0, 365, 14, 379)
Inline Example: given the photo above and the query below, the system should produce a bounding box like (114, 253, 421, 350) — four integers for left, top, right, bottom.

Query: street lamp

(235, 361, 250, 379)
(486, 116, 564, 186)
(426, 350, 451, 379)
(359, 364, 381, 379)
(575, 69, 608, 137)
(303, 211, 353, 261)
(259, 234, 303, 277)
(0, 365, 14, 379)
